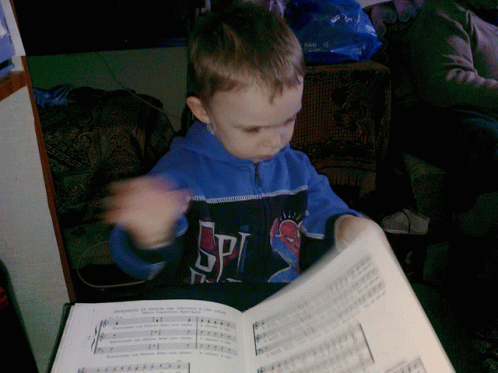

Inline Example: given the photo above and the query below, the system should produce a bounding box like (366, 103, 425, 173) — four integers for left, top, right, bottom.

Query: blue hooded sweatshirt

(110, 121, 359, 284)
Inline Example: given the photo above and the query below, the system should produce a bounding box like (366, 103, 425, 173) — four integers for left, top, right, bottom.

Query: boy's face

(201, 81, 303, 163)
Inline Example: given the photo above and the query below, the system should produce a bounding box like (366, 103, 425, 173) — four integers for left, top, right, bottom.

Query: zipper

(254, 163, 262, 188)
(253, 162, 268, 279)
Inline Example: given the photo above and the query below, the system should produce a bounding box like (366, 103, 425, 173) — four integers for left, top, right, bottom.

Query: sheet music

(253, 255, 382, 356)
(52, 222, 454, 373)
(51, 299, 248, 373)
(242, 222, 454, 373)
(248, 254, 382, 373)
(93, 315, 237, 356)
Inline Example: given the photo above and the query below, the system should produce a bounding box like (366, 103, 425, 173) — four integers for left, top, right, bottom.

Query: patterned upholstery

(39, 88, 176, 228)
(292, 60, 391, 197)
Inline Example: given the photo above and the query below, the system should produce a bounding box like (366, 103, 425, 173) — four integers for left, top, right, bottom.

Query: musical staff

(78, 362, 190, 372)
(99, 329, 236, 343)
(93, 315, 238, 357)
(95, 342, 237, 356)
(95, 343, 195, 354)
(252, 255, 384, 357)
(102, 316, 235, 329)
(257, 324, 374, 373)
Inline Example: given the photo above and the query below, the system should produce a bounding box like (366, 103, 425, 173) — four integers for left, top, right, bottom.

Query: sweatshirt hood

(170, 121, 290, 167)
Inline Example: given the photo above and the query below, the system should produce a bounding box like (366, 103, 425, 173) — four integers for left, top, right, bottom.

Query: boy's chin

(252, 155, 274, 163)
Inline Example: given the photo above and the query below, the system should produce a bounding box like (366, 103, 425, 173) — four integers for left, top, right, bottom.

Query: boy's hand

(102, 176, 190, 249)
(334, 215, 377, 253)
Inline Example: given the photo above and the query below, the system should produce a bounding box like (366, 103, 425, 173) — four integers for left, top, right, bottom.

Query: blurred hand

(334, 215, 376, 253)
(102, 176, 190, 249)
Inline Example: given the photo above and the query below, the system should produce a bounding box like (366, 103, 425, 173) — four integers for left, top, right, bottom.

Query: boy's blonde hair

(187, 3, 305, 104)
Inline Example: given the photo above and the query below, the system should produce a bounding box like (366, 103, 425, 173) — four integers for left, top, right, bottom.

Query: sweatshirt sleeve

(108, 218, 186, 281)
(302, 159, 360, 236)
(299, 159, 360, 271)
(410, 2, 498, 109)
(300, 215, 345, 271)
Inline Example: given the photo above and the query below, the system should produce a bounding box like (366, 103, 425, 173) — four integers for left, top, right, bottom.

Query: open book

(51, 221, 455, 373)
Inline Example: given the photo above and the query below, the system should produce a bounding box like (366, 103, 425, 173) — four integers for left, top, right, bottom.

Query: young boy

(103, 3, 364, 284)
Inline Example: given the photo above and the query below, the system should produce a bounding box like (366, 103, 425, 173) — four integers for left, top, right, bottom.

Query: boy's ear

(186, 96, 211, 124)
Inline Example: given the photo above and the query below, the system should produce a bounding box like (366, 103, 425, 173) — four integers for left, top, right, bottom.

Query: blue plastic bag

(33, 84, 75, 108)
(286, 0, 382, 65)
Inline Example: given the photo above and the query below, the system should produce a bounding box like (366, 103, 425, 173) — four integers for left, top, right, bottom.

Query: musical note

(198, 343, 238, 356)
(198, 329, 237, 342)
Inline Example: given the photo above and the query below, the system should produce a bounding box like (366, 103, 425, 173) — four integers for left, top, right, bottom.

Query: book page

(241, 221, 455, 373)
(51, 299, 248, 373)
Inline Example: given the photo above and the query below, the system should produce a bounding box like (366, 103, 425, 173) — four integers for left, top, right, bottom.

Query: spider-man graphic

(269, 216, 302, 282)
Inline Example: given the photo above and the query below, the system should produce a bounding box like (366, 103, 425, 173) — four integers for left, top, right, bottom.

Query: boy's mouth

(260, 155, 274, 160)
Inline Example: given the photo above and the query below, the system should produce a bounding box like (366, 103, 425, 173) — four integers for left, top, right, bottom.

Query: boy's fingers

(100, 194, 127, 216)
(101, 177, 191, 235)
(108, 179, 131, 193)
(100, 207, 121, 225)
(108, 177, 150, 193)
